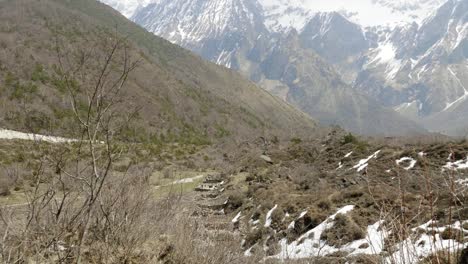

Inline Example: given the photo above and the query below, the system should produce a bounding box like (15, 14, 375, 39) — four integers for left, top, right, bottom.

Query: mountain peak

(257, 0, 446, 31)
(100, 0, 157, 17)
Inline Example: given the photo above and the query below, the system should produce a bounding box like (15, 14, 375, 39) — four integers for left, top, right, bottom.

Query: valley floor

(0, 129, 467, 263)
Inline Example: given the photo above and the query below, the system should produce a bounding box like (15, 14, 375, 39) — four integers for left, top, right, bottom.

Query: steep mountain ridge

(132, 0, 266, 70)
(355, 0, 468, 135)
(257, 32, 423, 135)
(257, 0, 446, 30)
(0, 0, 316, 142)
(103, 0, 426, 136)
(99, 0, 155, 17)
(102, 0, 468, 136)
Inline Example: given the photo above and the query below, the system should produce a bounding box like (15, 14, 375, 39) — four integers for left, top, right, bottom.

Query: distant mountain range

(101, 0, 467, 136)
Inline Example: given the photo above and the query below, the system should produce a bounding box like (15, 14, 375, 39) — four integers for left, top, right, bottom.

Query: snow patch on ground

(244, 245, 255, 256)
(288, 210, 308, 229)
(275, 207, 467, 261)
(338, 152, 353, 170)
(337, 161, 343, 170)
(232, 211, 242, 223)
(385, 220, 468, 264)
(455, 178, 468, 187)
(396, 157, 417, 170)
(347, 221, 387, 256)
(444, 156, 468, 170)
(0, 129, 77, 143)
(276, 205, 358, 259)
(353, 150, 381, 172)
(265, 205, 278, 227)
(171, 175, 204, 184)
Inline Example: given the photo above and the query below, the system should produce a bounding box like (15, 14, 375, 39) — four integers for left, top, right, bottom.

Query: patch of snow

(244, 245, 255, 256)
(99, 0, 157, 18)
(276, 205, 356, 259)
(385, 220, 468, 264)
(395, 100, 418, 112)
(0, 129, 77, 143)
(216, 49, 235, 68)
(171, 175, 204, 184)
(258, 0, 445, 31)
(453, 22, 468, 50)
(282, 212, 290, 222)
(337, 161, 343, 170)
(346, 221, 387, 256)
(396, 157, 417, 170)
(288, 210, 308, 229)
(455, 178, 468, 187)
(366, 42, 402, 81)
(338, 152, 353, 169)
(232, 211, 242, 223)
(277, 208, 467, 261)
(443, 67, 468, 111)
(298, 210, 308, 219)
(444, 156, 468, 170)
(357, 163, 368, 172)
(265, 204, 278, 227)
(416, 63, 430, 80)
(353, 150, 381, 172)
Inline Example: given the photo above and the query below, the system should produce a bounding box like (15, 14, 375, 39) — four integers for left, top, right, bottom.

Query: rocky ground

(0, 129, 467, 263)
(194, 129, 468, 263)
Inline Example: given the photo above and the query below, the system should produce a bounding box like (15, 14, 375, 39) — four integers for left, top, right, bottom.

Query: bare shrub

(158, 215, 260, 264)
(0, 168, 17, 196)
(320, 214, 364, 247)
(0, 28, 147, 263)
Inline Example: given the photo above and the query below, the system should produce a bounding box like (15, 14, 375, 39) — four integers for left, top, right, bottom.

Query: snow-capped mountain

(99, 0, 156, 17)
(355, 0, 468, 135)
(131, 0, 266, 69)
(258, 0, 446, 31)
(99, 0, 468, 136)
(102, 0, 446, 31)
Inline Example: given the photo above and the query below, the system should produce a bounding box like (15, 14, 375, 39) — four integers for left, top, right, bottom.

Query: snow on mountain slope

(100, 0, 461, 135)
(258, 0, 446, 31)
(132, 0, 259, 47)
(363, 0, 468, 92)
(99, 0, 157, 17)
(352, 0, 468, 135)
(103, 0, 445, 32)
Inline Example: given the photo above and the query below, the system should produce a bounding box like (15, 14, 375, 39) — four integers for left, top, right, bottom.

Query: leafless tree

(0, 27, 152, 263)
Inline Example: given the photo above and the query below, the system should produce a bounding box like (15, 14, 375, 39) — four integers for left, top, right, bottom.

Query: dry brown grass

(320, 214, 365, 247)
